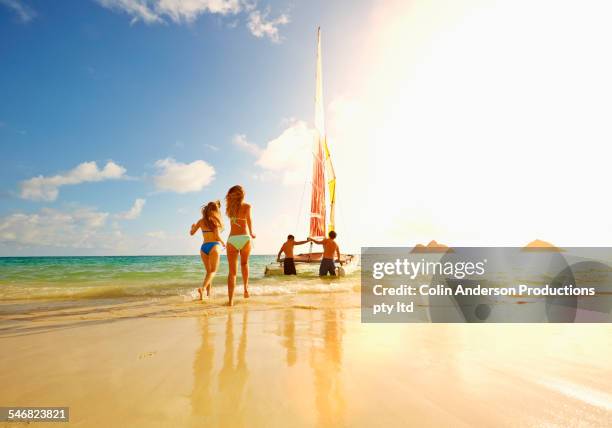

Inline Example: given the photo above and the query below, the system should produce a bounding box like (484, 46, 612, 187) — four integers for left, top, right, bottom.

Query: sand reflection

(282, 309, 297, 366)
(191, 310, 250, 426)
(191, 317, 215, 424)
(218, 310, 249, 425)
(310, 309, 346, 427)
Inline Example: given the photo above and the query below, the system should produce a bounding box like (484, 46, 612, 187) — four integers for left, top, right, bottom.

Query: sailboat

(264, 28, 357, 277)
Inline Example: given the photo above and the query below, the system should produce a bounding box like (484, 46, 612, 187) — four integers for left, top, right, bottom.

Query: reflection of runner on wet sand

(282, 309, 297, 366)
(218, 310, 249, 426)
(310, 309, 346, 427)
(191, 317, 215, 425)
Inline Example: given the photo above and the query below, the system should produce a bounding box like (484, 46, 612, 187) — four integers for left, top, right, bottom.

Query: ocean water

(0, 256, 360, 301)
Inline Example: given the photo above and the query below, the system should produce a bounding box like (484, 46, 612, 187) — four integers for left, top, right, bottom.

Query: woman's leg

(204, 246, 221, 296)
(199, 251, 210, 300)
(226, 243, 239, 306)
(240, 240, 251, 298)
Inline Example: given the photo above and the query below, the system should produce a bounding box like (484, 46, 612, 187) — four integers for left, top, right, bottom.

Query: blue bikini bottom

(201, 241, 221, 255)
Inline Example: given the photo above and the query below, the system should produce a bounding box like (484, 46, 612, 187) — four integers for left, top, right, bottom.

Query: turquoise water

(0, 256, 358, 300)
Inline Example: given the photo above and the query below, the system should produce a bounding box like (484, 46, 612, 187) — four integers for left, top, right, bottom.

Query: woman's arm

(190, 220, 201, 236)
(213, 227, 225, 247)
(246, 204, 256, 238)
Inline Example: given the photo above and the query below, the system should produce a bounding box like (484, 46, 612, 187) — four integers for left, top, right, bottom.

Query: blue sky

(3, 0, 612, 256)
(0, 0, 373, 255)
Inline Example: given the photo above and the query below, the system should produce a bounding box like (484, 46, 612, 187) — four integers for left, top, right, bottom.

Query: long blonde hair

(225, 185, 245, 218)
(201, 200, 223, 231)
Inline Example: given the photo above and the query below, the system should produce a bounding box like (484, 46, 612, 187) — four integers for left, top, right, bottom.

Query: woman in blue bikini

(190, 200, 225, 300)
(225, 185, 256, 306)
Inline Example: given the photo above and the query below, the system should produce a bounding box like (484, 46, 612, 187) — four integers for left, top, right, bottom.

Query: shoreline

(0, 292, 363, 338)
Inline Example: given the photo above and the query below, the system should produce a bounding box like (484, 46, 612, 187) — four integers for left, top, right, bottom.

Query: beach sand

(1, 293, 611, 427)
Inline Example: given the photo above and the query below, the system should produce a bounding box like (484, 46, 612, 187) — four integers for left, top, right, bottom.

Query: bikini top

(230, 216, 247, 226)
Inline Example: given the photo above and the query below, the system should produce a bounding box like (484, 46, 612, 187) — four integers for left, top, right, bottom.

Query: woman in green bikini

(225, 185, 256, 306)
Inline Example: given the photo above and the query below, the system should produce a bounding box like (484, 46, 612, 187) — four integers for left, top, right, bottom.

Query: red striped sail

(310, 133, 326, 238)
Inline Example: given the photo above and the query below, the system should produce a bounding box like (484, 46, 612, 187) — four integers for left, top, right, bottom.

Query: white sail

(310, 27, 326, 238)
(313, 27, 337, 234)
(315, 27, 325, 138)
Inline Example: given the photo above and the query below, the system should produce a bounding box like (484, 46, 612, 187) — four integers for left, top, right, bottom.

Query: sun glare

(328, 0, 612, 247)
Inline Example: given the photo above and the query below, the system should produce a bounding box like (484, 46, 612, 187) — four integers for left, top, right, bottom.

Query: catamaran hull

(264, 253, 358, 277)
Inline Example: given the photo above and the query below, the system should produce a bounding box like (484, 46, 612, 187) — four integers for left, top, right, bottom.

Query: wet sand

(1, 295, 611, 427)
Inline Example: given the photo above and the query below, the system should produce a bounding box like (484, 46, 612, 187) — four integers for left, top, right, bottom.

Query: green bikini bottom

(227, 235, 251, 250)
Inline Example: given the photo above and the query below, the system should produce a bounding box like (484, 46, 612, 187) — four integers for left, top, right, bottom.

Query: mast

(309, 27, 326, 239)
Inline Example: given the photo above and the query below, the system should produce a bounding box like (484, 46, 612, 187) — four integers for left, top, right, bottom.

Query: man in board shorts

(309, 231, 342, 276)
(276, 235, 309, 275)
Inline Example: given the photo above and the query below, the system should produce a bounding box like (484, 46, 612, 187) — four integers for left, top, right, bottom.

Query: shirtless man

(309, 231, 341, 276)
(276, 235, 309, 275)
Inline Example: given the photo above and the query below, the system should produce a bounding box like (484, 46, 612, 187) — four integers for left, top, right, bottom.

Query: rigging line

(295, 178, 308, 234)
(338, 182, 349, 235)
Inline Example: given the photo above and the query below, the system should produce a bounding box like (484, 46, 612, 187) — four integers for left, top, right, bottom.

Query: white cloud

(247, 9, 289, 43)
(95, 0, 288, 41)
(96, 0, 241, 24)
(116, 198, 146, 220)
(160, 0, 241, 20)
(20, 161, 127, 202)
(153, 158, 215, 193)
(256, 120, 315, 185)
(95, 0, 160, 23)
(0, 205, 198, 255)
(0, 0, 36, 22)
(146, 230, 167, 239)
(232, 133, 261, 156)
(0, 207, 114, 249)
(250, 170, 276, 182)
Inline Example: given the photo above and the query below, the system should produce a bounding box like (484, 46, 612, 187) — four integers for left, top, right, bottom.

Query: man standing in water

(277, 235, 309, 275)
(309, 231, 341, 276)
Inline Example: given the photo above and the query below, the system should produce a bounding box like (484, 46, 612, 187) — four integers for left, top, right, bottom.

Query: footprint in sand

(138, 351, 157, 360)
